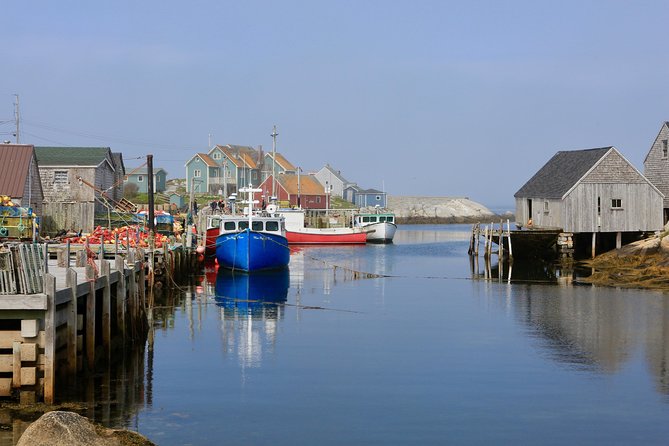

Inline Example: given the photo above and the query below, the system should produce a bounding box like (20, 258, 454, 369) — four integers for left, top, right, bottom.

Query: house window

(663, 140, 668, 158)
(252, 171, 258, 180)
(213, 152, 221, 160)
(543, 201, 549, 212)
(137, 175, 144, 182)
(611, 198, 622, 209)
(316, 197, 321, 203)
(53, 171, 68, 185)
(194, 169, 201, 178)
(376, 195, 381, 201)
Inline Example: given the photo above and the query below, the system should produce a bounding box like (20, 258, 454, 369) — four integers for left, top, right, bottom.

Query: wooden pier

(0, 242, 191, 404)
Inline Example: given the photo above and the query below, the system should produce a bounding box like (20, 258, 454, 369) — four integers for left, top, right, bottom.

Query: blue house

(344, 186, 387, 208)
(124, 167, 167, 193)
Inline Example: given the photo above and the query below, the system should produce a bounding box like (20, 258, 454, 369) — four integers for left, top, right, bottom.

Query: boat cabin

(219, 216, 286, 236)
(354, 213, 395, 225)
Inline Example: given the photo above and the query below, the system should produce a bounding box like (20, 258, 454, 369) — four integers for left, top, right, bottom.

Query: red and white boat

(280, 209, 367, 245)
(204, 214, 223, 256)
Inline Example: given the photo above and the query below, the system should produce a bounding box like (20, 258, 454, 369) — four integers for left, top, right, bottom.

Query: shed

(642, 121, 669, 223)
(0, 144, 44, 215)
(514, 147, 663, 234)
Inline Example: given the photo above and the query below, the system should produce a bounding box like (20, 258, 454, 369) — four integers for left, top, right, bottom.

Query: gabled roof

(111, 153, 125, 175)
(357, 188, 385, 194)
(0, 144, 35, 198)
(514, 147, 612, 199)
(35, 147, 113, 168)
(643, 121, 669, 164)
(267, 152, 296, 171)
(126, 167, 167, 176)
(185, 153, 218, 167)
(276, 174, 324, 195)
(319, 164, 350, 183)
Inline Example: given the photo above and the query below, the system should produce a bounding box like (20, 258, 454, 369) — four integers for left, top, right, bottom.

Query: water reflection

(215, 269, 289, 369)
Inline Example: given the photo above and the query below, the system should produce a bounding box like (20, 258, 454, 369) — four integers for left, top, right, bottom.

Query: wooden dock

(0, 242, 192, 404)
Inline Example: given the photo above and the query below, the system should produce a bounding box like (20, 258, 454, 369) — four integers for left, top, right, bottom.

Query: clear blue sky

(2, 1, 668, 207)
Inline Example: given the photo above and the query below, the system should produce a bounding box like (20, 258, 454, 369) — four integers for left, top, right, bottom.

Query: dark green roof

(35, 147, 111, 166)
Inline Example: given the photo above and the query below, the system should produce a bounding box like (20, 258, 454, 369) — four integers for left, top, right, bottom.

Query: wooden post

(115, 256, 126, 339)
(591, 232, 597, 259)
(115, 233, 119, 257)
(44, 273, 56, 404)
(66, 268, 78, 376)
(12, 342, 21, 388)
(85, 265, 96, 369)
(616, 231, 622, 250)
(42, 243, 49, 274)
(101, 260, 111, 363)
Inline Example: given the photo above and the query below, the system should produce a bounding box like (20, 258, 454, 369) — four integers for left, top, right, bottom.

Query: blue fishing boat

(215, 187, 290, 272)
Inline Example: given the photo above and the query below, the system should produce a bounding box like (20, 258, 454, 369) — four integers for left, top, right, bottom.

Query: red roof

(0, 144, 34, 198)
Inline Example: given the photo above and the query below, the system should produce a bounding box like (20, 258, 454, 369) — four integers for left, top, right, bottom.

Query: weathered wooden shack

(35, 147, 123, 233)
(643, 121, 669, 223)
(514, 147, 663, 255)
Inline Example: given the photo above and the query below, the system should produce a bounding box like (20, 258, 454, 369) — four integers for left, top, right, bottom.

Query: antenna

(13, 94, 20, 144)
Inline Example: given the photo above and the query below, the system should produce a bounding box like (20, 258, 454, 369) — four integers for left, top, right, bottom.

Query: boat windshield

(266, 221, 279, 231)
(252, 221, 263, 231)
(239, 221, 249, 230)
(223, 221, 236, 231)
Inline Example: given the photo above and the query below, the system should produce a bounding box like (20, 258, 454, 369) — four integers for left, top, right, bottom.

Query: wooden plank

(115, 256, 126, 339)
(0, 356, 12, 373)
(0, 295, 47, 311)
(0, 331, 45, 348)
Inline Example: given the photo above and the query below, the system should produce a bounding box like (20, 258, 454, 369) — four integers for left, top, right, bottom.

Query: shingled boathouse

(514, 147, 663, 258)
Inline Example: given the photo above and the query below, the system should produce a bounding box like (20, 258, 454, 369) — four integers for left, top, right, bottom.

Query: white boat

(353, 210, 397, 243)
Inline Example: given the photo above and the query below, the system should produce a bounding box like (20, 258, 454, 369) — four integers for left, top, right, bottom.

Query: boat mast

(271, 125, 278, 200)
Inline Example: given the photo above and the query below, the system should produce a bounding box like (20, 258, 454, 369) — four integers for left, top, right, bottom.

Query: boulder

(17, 411, 154, 446)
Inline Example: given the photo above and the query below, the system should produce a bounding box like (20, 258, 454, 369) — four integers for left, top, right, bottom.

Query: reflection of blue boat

(214, 268, 289, 315)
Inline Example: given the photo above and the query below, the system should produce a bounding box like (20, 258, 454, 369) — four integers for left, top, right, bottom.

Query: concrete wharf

(0, 242, 191, 404)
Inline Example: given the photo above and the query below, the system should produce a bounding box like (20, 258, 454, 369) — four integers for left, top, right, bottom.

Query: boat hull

(215, 229, 289, 272)
(364, 222, 397, 243)
(205, 227, 219, 256)
(286, 228, 367, 244)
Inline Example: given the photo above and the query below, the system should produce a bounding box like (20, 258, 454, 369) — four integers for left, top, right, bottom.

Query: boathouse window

(194, 169, 201, 178)
(266, 221, 279, 231)
(53, 171, 68, 185)
(663, 140, 668, 158)
(137, 175, 144, 182)
(611, 199, 622, 209)
(543, 201, 549, 212)
(224, 221, 236, 231)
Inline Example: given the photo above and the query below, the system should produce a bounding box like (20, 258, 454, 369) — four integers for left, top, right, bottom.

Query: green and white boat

(353, 210, 397, 243)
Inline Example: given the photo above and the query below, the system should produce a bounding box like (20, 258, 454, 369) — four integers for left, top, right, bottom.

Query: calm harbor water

(23, 225, 669, 444)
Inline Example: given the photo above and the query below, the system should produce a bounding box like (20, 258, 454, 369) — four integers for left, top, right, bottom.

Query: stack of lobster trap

(0, 243, 44, 295)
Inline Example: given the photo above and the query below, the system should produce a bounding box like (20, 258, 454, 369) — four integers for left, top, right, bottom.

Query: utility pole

(297, 167, 301, 208)
(147, 154, 155, 234)
(13, 94, 20, 144)
(271, 125, 278, 199)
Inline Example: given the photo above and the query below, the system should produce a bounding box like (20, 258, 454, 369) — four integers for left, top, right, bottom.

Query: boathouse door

(527, 199, 532, 224)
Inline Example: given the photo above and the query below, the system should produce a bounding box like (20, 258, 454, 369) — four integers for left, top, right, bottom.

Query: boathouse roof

(276, 173, 324, 195)
(514, 147, 612, 199)
(35, 147, 113, 167)
(0, 144, 36, 198)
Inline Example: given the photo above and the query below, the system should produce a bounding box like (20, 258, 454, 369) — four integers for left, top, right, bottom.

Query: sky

(2, 0, 668, 207)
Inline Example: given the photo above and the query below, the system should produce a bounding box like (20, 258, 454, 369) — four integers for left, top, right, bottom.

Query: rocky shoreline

(579, 230, 669, 290)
